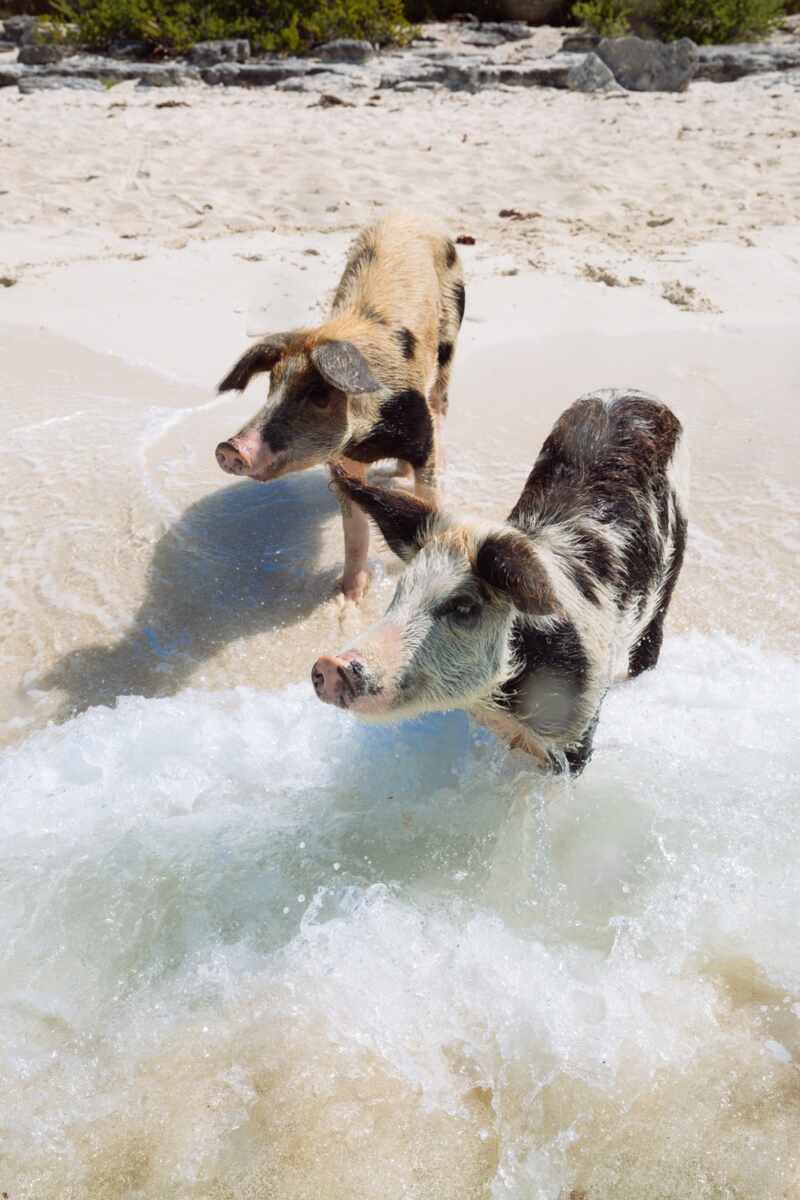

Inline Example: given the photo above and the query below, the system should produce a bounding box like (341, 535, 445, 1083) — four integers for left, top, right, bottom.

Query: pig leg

(333, 456, 371, 603)
(413, 409, 442, 506)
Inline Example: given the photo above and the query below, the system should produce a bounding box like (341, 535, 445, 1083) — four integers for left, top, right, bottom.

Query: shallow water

(2, 634, 799, 1199)
(3, 258, 800, 1197)
(2, 303, 799, 744)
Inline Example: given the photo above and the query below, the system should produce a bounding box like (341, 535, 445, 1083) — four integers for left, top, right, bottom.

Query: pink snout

(215, 439, 251, 475)
(215, 432, 278, 479)
(312, 652, 367, 710)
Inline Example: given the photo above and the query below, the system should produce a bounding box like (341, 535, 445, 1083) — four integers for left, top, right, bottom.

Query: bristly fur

(215, 212, 466, 597)
(324, 389, 688, 776)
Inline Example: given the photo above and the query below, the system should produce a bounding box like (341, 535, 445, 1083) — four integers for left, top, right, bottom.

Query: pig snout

(312, 652, 368, 710)
(215, 430, 279, 480)
(215, 440, 250, 475)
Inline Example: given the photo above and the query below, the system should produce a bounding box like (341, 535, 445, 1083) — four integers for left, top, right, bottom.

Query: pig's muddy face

(216, 355, 350, 483)
(313, 538, 519, 720)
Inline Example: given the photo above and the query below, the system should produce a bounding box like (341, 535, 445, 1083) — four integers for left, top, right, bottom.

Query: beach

(2, 64, 800, 1199)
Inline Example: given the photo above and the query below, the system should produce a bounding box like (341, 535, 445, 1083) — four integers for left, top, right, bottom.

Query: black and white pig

(215, 213, 465, 602)
(312, 389, 688, 775)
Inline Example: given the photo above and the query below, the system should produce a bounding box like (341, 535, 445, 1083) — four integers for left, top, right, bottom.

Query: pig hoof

(337, 569, 371, 605)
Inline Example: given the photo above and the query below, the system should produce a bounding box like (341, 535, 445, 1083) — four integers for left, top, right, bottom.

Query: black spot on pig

(576, 529, 615, 585)
(629, 493, 687, 676)
(437, 341, 453, 367)
(499, 618, 590, 739)
(396, 327, 417, 360)
(330, 465, 433, 561)
(570, 561, 600, 605)
(343, 389, 433, 468)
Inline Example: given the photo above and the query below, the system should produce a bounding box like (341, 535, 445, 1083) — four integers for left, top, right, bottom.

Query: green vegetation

(572, 0, 786, 41)
(50, 0, 412, 56)
(653, 0, 785, 40)
(572, 0, 632, 36)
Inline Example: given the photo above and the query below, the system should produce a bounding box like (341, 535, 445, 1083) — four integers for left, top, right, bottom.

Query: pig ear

(330, 466, 434, 562)
(311, 341, 380, 396)
(476, 531, 557, 615)
(218, 333, 296, 393)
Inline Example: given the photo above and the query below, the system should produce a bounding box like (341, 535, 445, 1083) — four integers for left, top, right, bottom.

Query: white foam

(2, 632, 799, 1199)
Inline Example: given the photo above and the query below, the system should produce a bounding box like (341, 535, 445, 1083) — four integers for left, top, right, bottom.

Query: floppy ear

(476, 531, 557, 614)
(330, 466, 434, 562)
(311, 341, 380, 396)
(218, 333, 297, 393)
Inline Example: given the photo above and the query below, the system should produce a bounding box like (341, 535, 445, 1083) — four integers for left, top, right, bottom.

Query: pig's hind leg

(333, 456, 371, 604)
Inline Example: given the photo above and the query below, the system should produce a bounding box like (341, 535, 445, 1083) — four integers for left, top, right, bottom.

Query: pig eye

(308, 387, 332, 409)
(439, 595, 481, 627)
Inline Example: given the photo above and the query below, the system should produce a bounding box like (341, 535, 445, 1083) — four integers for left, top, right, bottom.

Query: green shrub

(52, 0, 411, 56)
(652, 0, 784, 40)
(572, 0, 632, 35)
(570, 0, 785, 41)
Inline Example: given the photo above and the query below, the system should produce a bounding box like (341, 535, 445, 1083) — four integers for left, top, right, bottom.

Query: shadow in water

(38, 472, 339, 722)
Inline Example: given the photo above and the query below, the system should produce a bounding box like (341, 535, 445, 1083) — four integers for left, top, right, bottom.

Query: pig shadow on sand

(38, 472, 340, 722)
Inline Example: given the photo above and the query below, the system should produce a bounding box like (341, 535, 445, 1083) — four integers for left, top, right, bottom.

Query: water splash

(1, 633, 799, 1199)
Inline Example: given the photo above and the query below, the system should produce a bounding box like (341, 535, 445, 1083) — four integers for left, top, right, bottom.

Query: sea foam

(1, 632, 799, 1199)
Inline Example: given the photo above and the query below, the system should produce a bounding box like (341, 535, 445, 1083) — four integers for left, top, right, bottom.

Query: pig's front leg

(333, 456, 371, 603)
(413, 407, 445, 505)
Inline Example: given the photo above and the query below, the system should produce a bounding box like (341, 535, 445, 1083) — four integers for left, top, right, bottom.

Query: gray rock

(381, 51, 572, 91)
(3, 15, 36, 45)
(133, 64, 193, 86)
(36, 58, 196, 86)
(203, 60, 313, 86)
(316, 38, 373, 63)
(484, 53, 574, 88)
(0, 40, 17, 53)
(462, 21, 532, 44)
(694, 42, 800, 82)
(379, 58, 440, 88)
(567, 51, 622, 92)
(459, 29, 508, 46)
(276, 70, 363, 92)
(19, 75, 105, 92)
(597, 35, 697, 92)
(188, 38, 250, 66)
(561, 30, 600, 52)
(106, 40, 150, 60)
(18, 43, 64, 65)
(0, 64, 27, 87)
(394, 79, 439, 91)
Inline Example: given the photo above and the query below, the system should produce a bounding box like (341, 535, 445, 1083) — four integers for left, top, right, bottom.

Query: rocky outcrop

(0, 64, 27, 87)
(694, 42, 800, 82)
(2, 14, 36, 45)
(596, 35, 697, 92)
(566, 51, 622, 93)
(316, 38, 374, 63)
(5, 20, 800, 97)
(18, 43, 64, 65)
(19, 75, 105, 92)
(461, 21, 533, 45)
(188, 39, 250, 66)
